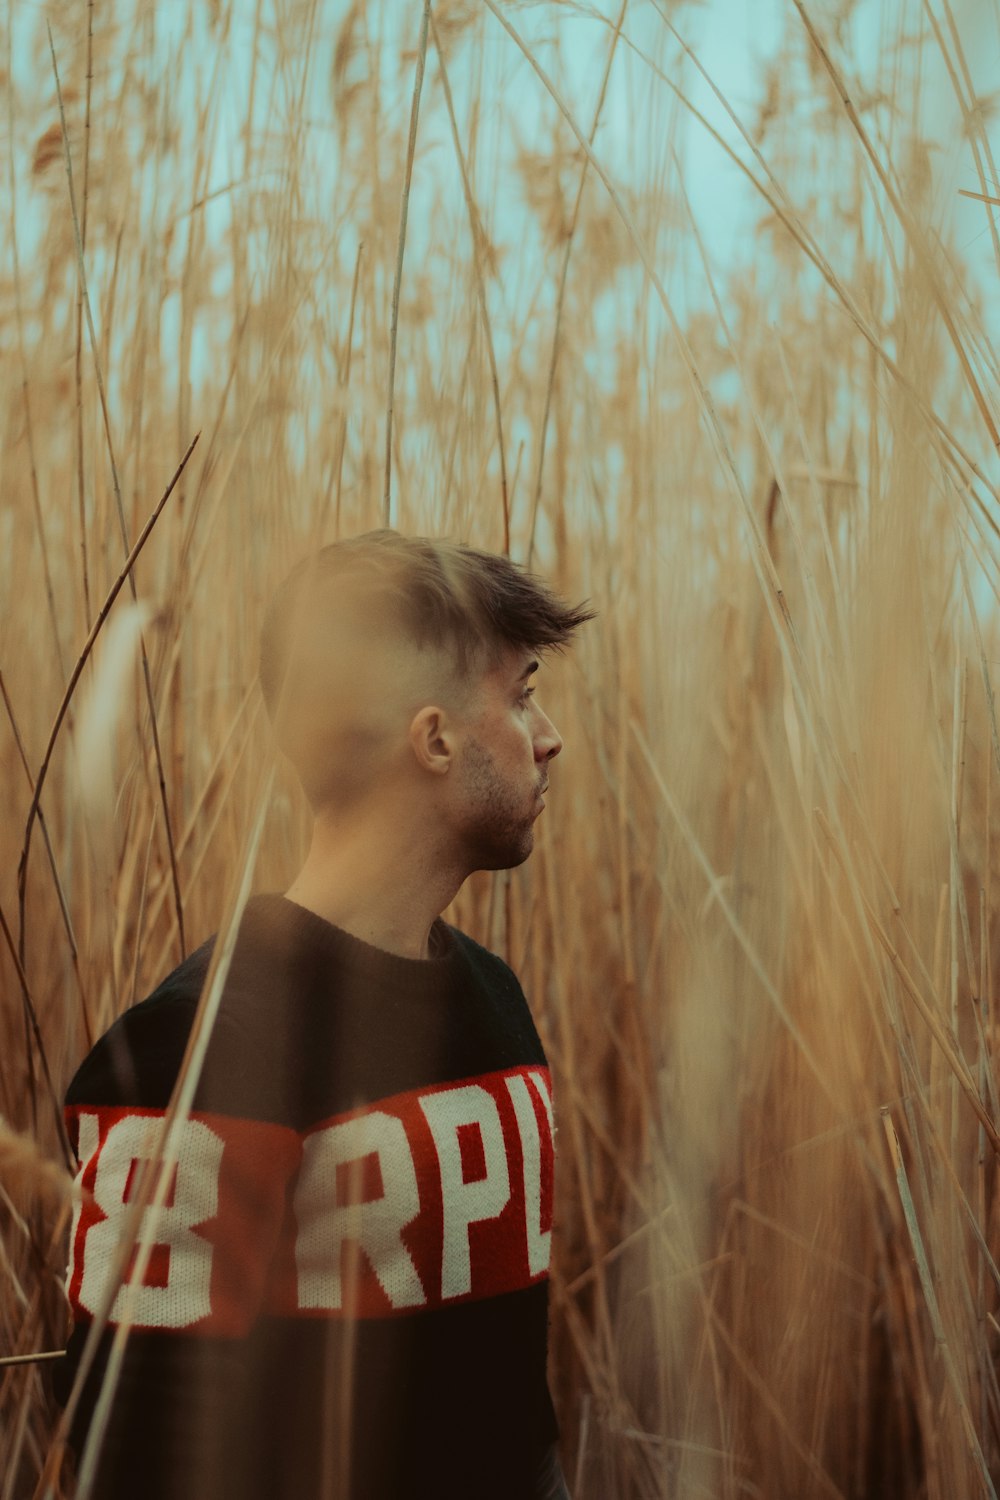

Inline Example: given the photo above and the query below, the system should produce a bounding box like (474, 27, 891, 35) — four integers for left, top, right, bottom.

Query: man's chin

(470, 831, 534, 873)
(505, 838, 534, 870)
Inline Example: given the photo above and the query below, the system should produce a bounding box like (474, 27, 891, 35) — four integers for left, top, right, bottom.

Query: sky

(6, 0, 999, 520)
(11, 0, 999, 334)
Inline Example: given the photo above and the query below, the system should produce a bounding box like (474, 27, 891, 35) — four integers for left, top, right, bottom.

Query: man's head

(259, 530, 595, 871)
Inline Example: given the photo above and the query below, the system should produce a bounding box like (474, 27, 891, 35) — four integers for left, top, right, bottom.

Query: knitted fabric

(56, 895, 559, 1500)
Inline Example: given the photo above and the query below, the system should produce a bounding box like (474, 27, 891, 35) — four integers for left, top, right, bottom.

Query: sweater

(55, 894, 559, 1499)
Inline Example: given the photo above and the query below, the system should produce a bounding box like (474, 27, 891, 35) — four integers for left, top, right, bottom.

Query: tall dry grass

(2, 0, 1000, 1496)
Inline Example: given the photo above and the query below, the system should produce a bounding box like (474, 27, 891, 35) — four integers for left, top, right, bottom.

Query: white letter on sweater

(66, 1111, 100, 1298)
(420, 1084, 511, 1299)
(506, 1072, 553, 1276)
(295, 1111, 425, 1310)
(79, 1114, 223, 1328)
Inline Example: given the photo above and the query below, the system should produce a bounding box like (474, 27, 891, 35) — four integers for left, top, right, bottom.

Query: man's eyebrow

(518, 658, 540, 681)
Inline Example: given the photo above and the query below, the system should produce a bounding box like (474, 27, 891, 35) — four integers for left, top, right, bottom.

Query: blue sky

(8, 0, 999, 484)
(13, 0, 999, 334)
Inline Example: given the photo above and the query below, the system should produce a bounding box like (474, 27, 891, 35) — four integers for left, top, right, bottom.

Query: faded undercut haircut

(259, 529, 596, 724)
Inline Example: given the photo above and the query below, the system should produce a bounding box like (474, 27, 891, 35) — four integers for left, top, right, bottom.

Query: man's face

(451, 652, 563, 871)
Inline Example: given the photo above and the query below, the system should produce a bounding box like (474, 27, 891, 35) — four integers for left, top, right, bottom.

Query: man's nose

(535, 711, 563, 761)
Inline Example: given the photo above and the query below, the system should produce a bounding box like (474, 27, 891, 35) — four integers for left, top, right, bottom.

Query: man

(55, 530, 594, 1499)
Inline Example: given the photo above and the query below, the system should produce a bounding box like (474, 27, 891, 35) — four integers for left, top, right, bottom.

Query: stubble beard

(457, 735, 536, 872)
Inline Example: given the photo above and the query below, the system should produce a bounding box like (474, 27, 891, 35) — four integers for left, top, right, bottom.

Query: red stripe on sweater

(65, 1108, 300, 1335)
(65, 1066, 554, 1332)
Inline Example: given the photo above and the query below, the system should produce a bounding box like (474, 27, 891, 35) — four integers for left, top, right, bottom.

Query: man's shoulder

(65, 936, 217, 1110)
(444, 923, 525, 995)
(442, 923, 547, 1069)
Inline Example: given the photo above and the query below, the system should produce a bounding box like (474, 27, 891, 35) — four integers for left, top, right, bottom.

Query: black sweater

(56, 895, 559, 1499)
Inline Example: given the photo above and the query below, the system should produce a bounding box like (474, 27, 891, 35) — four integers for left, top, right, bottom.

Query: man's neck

(284, 810, 466, 961)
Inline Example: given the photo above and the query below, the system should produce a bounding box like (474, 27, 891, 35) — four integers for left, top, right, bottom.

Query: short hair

(259, 529, 596, 719)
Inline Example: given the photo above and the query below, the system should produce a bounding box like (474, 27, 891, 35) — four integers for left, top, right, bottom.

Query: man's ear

(408, 705, 454, 775)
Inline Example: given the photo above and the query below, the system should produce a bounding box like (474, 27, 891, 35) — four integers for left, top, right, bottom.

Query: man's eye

(519, 688, 535, 706)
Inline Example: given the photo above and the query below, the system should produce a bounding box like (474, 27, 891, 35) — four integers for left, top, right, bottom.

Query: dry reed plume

(2, 0, 1000, 1496)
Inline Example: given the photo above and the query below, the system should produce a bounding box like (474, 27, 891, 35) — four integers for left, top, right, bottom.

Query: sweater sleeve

(55, 991, 301, 1500)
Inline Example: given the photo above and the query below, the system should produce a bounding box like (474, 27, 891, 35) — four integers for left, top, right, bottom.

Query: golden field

(2, 0, 1000, 1495)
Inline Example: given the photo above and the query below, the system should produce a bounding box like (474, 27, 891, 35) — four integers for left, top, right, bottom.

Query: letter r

(295, 1111, 425, 1310)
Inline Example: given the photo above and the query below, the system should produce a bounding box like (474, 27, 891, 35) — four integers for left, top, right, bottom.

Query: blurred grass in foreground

(2, 0, 1000, 1495)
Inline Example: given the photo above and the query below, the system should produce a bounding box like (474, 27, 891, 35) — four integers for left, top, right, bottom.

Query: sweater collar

(241, 893, 462, 996)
